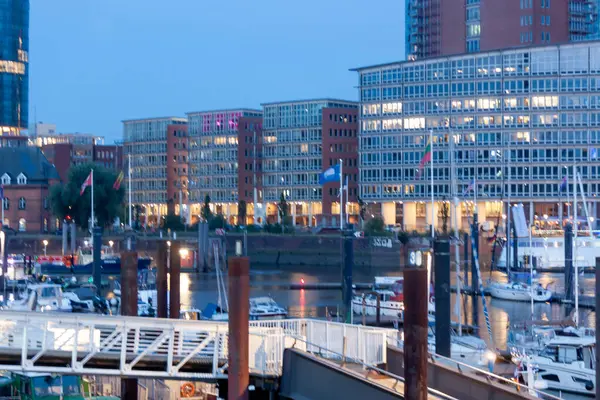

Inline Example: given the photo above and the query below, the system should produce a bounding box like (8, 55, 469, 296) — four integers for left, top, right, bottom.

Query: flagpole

(128, 154, 132, 228)
(91, 169, 94, 229)
(345, 176, 349, 225)
(430, 130, 434, 239)
(340, 158, 344, 231)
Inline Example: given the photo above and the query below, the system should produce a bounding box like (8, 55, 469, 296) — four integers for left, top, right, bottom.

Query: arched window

(18, 197, 25, 210)
(18, 218, 26, 232)
(2, 198, 9, 210)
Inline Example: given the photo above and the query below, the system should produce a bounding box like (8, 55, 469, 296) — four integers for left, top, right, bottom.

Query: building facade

(123, 117, 186, 225)
(261, 99, 359, 226)
(0, 0, 28, 135)
(237, 116, 264, 224)
(187, 109, 262, 224)
(406, 0, 597, 60)
(166, 124, 189, 218)
(354, 41, 600, 231)
(0, 147, 60, 232)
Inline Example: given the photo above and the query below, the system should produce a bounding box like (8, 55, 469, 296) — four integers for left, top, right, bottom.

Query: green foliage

(238, 200, 247, 226)
(49, 163, 124, 229)
(209, 214, 226, 230)
(201, 194, 213, 222)
(397, 230, 410, 245)
(365, 217, 385, 235)
(246, 224, 262, 233)
(278, 192, 288, 220)
(357, 197, 366, 221)
(163, 213, 185, 231)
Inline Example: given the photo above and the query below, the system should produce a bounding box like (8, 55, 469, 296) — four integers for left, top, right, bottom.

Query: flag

(560, 176, 567, 192)
(416, 139, 432, 179)
(318, 164, 341, 185)
(113, 171, 124, 190)
(80, 172, 92, 195)
(463, 179, 475, 196)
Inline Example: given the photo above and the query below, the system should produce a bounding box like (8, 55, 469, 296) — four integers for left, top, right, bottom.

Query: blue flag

(560, 176, 567, 192)
(318, 164, 341, 185)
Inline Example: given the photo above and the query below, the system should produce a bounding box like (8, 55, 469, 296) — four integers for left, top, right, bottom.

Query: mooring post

(156, 241, 168, 318)
(342, 237, 354, 323)
(564, 223, 574, 302)
(404, 266, 428, 400)
(120, 245, 138, 400)
(434, 236, 451, 358)
(169, 241, 181, 319)
(228, 242, 249, 400)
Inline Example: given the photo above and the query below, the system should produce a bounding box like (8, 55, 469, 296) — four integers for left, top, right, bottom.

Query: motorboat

(509, 324, 595, 353)
(249, 296, 287, 320)
(6, 283, 73, 312)
(352, 290, 404, 317)
(63, 283, 110, 314)
(487, 281, 552, 302)
(182, 305, 228, 321)
(427, 327, 490, 367)
(514, 337, 596, 396)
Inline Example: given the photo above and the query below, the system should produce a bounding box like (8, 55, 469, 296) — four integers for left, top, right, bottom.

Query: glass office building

(0, 0, 28, 134)
(353, 42, 600, 230)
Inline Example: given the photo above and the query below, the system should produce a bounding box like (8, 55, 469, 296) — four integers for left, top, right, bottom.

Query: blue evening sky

(30, 0, 404, 143)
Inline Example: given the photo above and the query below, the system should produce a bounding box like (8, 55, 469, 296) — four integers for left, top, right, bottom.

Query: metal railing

(287, 335, 459, 400)
(0, 312, 396, 379)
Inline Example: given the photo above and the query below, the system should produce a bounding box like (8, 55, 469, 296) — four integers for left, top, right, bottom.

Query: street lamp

(42, 240, 48, 256)
(109, 240, 114, 248)
(179, 248, 189, 258)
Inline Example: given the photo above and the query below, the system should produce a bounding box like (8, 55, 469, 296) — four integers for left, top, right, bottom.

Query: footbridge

(0, 311, 397, 381)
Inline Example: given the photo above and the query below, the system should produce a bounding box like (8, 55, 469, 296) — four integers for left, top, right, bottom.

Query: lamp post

(42, 240, 48, 256)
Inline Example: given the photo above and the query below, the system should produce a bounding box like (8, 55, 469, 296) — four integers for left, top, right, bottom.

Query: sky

(30, 0, 404, 143)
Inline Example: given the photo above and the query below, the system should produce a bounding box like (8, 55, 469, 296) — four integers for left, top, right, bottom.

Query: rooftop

(260, 98, 357, 106)
(121, 116, 187, 123)
(0, 147, 60, 183)
(350, 40, 600, 72)
(186, 108, 262, 116)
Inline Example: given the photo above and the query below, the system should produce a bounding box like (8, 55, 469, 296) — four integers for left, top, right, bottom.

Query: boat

(37, 244, 151, 275)
(182, 304, 228, 321)
(487, 281, 552, 302)
(352, 290, 404, 317)
(249, 296, 287, 320)
(514, 337, 596, 396)
(62, 283, 110, 314)
(5, 283, 73, 312)
(0, 372, 120, 399)
(509, 324, 595, 353)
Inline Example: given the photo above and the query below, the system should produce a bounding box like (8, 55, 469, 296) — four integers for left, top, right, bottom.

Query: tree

(238, 200, 247, 226)
(163, 213, 184, 231)
(49, 163, 124, 230)
(365, 217, 385, 235)
(201, 194, 213, 222)
(357, 197, 367, 228)
(441, 198, 450, 234)
(278, 192, 288, 221)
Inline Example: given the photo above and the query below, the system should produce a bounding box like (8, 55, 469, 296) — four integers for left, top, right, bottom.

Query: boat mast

(450, 131, 462, 335)
(573, 163, 579, 327)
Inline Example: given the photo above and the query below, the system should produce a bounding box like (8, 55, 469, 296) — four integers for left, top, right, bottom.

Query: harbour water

(175, 267, 596, 350)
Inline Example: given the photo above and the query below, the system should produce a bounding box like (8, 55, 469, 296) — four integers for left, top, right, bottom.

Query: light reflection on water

(180, 266, 595, 349)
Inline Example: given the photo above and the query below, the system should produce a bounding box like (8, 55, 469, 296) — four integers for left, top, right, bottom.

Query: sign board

(409, 250, 423, 267)
(372, 237, 392, 248)
(512, 204, 529, 238)
(354, 231, 364, 238)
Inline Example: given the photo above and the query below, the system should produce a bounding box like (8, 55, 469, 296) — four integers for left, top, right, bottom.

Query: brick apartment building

(406, 0, 599, 59)
(0, 147, 60, 232)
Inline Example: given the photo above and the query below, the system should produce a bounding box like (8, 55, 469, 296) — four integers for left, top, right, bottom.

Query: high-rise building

(406, 0, 598, 60)
(122, 117, 186, 225)
(353, 41, 600, 230)
(0, 0, 29, 135)
(261, 99, 359, 227)
(186, 109, 262, 224)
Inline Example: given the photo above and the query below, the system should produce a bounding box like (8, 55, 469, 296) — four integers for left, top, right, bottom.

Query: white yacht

(249, 296, 287, 320)
(352, 290, 404, 317)
(514, 337, 596, 396)
(487, 281, 552, 302)
(7, 284, 73, 312)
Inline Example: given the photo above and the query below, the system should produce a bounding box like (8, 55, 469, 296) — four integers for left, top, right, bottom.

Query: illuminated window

(403, 117, 425, 130)
(0, 60, 25, 75)
(382, 102, 402, 114)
